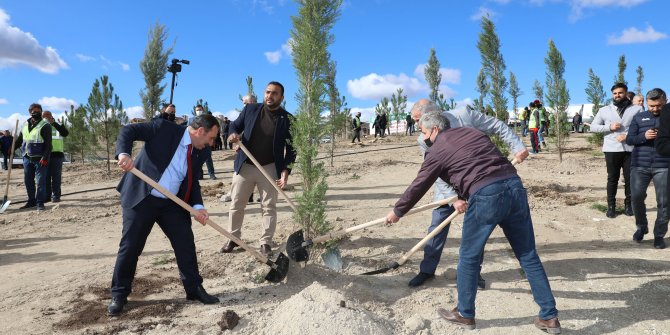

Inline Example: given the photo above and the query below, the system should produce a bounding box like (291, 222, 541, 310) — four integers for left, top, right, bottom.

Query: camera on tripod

(168, 58, 190, 74)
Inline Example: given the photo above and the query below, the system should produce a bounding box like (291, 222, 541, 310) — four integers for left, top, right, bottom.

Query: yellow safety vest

(22, 119, 48, 158)
(51, 125, 64, 153)
(528, 111, 539, 129)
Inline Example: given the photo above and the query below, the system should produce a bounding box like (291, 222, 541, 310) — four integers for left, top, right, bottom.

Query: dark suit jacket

(115, 119, 210, 209)
(229, 103, 296, 178)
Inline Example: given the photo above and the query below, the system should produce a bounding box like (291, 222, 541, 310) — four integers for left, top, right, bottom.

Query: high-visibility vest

(22, 119, 48, 158)
(51, 125, 64, 153)
(538, 108, 546, 122)
(528, 111, 539, 129)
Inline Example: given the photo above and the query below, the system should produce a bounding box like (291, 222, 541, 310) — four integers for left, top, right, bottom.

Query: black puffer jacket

(626, 110, 670, 168)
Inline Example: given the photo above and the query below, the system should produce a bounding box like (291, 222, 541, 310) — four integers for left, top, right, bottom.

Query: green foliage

(635, 65, 644, 95)
(615, 54, 627, 86)
(325, 61, 348, 166)
(390, 88, 407, 133)
(544, 39, 570, 162)
(587, 132, 604, 147)
(533, 79, 543, 103)
(63, 104, 92, 163)
(290, 0, 342, 244)
(151, 254, 172, 266)
(508, 71, 522, 132)
(424, 48, 442, 103)
(139, 21, 173, 120)
(590, 202, 624, 215)
(85, 75, 127, 173)
(490, 134, 510, 157)
(586, 68, 606, 116)
(477, 16, 508, 122)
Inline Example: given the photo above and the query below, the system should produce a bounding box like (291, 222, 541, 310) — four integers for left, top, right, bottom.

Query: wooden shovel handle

(396, 209, 461, 266)
(3, 119, 19, 198)
(129, 167, 272, 265)
(310, 195, 458, 245)
(236, 141, 298, 213)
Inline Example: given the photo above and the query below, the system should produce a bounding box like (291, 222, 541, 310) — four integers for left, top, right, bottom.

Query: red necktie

(183, 144, 193, 203)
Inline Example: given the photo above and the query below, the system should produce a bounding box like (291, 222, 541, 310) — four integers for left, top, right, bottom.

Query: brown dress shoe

(534, 316, 561, 334)
(220, 241, 238, 253)
(260, 244, 273, 257)
(437, 307, 475, 330)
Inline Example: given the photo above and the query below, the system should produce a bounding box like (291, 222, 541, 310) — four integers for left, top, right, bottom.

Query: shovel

(286, 196, 457, 263)
(0, 120, 20, 213)
(361, 209, 461, 275)
(129, 167, 289, 283)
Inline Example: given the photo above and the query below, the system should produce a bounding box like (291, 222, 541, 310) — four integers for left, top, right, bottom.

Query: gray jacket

(590, 104, 643, 152)
(418, 108, 526, 201)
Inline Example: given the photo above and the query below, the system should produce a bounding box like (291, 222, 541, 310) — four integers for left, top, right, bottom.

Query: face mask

(424, 128, 435, 147)
(196, 110, 203, 116)
(31, 111, 42, 119)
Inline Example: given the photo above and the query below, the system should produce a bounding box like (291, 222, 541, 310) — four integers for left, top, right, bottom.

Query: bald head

(243, 95, 257, 105)
(410, 99, 441, 124)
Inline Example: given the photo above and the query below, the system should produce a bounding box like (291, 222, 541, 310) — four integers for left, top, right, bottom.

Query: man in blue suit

(107, 114, 221, 316)
(220, 81, 296, 257)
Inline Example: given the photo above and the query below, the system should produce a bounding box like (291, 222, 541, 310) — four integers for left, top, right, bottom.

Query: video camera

(167, 58, 190, 74)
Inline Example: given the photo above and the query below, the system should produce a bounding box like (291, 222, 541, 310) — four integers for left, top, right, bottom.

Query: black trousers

(352, 129, 361, 143)
(604, 151, 631, 206)
(222, 133, 229, 149)
(111, 196, 203, 299)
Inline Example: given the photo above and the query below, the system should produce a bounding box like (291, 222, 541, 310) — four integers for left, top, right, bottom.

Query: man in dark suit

(108, 114, 221, 316)
(220, 81, 296, 257)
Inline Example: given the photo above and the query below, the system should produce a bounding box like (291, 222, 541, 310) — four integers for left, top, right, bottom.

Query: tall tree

(424, 48, 442, 103)
(390, 87, 407, 133)
(508, 71, 522, 133)
(635, 65, 644, 95)
(290, 0, 342, 244)
(239, 75, 256, 102)
(63, 104, 92, 163)
(86, 75, 128, 173)
(477, 16, 508, 122)
(544, 39, 570, 162)
(139, 21, 173, 120)
(533, 79, 544, 103)
(614, 54, 627, 85)
(471, 68, 488, 113)
(325, 61, 347, 166)
(586, 68, 607, 147)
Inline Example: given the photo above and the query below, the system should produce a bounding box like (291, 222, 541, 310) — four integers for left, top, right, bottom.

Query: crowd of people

(9, 79, 669, 334)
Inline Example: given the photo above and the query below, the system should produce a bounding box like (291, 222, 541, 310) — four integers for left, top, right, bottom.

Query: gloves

(39, 159, 48, 167)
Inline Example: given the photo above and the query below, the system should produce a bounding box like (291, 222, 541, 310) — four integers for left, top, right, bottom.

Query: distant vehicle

(320, 135, 332, 144)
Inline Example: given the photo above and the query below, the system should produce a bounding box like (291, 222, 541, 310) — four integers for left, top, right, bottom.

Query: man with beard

(14, 103, 52, 211)
(590, 83, 644, 218)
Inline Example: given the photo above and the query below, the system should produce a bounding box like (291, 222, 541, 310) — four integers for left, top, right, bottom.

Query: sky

(0, 0, 668, 131)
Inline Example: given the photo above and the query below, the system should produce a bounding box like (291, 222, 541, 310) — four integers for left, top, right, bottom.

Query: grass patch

(152, 254, 172, 266)
(351, 173, 360, 180)
(590, 203, 624, 215)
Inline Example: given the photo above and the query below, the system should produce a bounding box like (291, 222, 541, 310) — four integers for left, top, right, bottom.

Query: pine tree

(585, 68, 607, 147)
(390, 88, 407, 134)
(239, 75, 256, 102)
(635, 65, 644, 95)
(424, 48, 442, 103)
(532, 79, 543, 103)
(63, 104, 91, 163)
(325, 61, 347, 166)
(614, 54, 627, 85)
(471, 68, 488, 113)
(290, 0, 342, 244)
(86, 75, 127, 173)
(508, 71, 522, 133)
(139, 21, 174, 120)
(477, 16, 508, 122)
(544, 39, 570, 162)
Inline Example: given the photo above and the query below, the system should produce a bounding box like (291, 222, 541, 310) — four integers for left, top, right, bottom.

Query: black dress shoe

(606, 205, 616, 218)
(408, 272, 435, 287)
(260, 244, 273, 257)
(186, 285, 219, 304)
(654, 237, 666, 249)
(19, 202, 36, 210)
(633, 226, 648, 242)
(220, 241, 238, 253)
(477, 274, 486, 290)
(624, 203, 634, 216)
(107, 296, 127, 316)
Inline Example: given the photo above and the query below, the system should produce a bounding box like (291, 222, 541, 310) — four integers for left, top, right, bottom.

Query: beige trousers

(228, 163, 278, 246)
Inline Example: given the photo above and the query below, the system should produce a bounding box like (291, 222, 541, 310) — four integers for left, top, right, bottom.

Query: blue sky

(0, 0, 668, 130)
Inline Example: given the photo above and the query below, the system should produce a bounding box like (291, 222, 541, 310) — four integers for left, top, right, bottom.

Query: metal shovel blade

(286, 229, 310, 262)
(320, 247, 343, 272)
(264, 252, 290, 283)
(0, 199, 10, 214)
(361, 261, 400, 275)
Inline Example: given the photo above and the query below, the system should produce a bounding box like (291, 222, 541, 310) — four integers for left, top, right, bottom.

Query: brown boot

(534, 316, 561, 334)
(437, 307, 475, 330)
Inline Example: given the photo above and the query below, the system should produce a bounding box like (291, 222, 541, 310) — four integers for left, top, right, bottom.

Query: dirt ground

(1, 132, 669, 335)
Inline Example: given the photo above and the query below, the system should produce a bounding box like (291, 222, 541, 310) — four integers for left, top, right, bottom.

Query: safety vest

(51, 125, 64, 153)
(528, 111, 539, 129)
(22, 119, 48, 158)
(519, 110, 527, 121)
(538, 108, 546, 122)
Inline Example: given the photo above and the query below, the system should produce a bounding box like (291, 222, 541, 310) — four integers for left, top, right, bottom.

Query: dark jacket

(115, 119, 210, 209)
(229, 103, 296, 178)
(628, 110, 670, 168)
(379, 114, 388, 128)
(573, 114, 582, 126)
(0, 136, 12, 156)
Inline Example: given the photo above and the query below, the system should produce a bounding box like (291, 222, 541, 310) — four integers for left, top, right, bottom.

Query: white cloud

(607, 25, 668, 45)
(76, 53, 95, 62)
(413, 64, 461, 84)
(0, 9, 68, 74)
(569, 0, 648, 21)
(124, 106, 144, 120)
(0, 113, 24, 133)
(37, 96, 78, 112)
(347, 73, 426, 100)
(489, 0, 511, 4)
(0, 98, 8, 105)
(119, 62, 130, 71)
(470, 6, 497, 21)
(264, 39, 292, 64)
(76, 52, 129, 71)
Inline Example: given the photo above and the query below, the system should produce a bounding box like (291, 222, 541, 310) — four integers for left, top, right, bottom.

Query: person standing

(107, 114, 221, 316)
(352, 111, 362, 143)
(405, 114, 414, 136)
(590, 83, 644, 218)
(627, 88, 669, 249)
(41, 111, 68, 203)
(220, 81, 296, 257)
(194, 105, 217, 180)
(386, 112, 559, 333)
(221, 117, 231, 150)
(14, 103, 52, 212)
(0, 130, 12, 170)
(519, 107, 528, 137)
(572, 111, 583, 133)
(373, 113, 381, 139)
(380, 112, 388, 137)
(528, 102, 541, 154)
(407, 99, 528, 288)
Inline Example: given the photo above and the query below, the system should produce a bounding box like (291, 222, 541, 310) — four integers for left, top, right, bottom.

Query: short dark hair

(267, 81, 285, 96)
(190, 114, 220, 132)
(29, 103, 42, 113)
(646, 88, 667, 101)
(611, 82, 628, 92)
(195, 104, 204, 109)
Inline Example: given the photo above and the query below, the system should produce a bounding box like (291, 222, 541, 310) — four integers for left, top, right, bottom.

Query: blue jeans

(23, 157, 47, 205)
(630, 166, 669, 238)
(456, 177, 558, 320)
(538, 124, 545, 144)
(420, 205, 455, 274)
(46, 155, 64, 199)
(521, 121, 528, 137)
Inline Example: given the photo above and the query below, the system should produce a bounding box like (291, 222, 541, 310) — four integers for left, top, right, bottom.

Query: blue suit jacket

(229, 103, 296, 178)
(115, 119, 210, 209)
